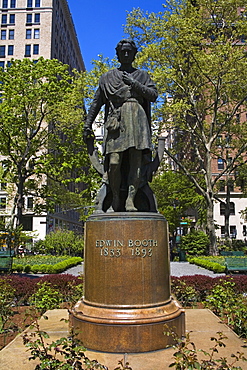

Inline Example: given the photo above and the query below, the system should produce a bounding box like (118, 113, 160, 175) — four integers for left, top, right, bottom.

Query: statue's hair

(115, 39, 138, 56)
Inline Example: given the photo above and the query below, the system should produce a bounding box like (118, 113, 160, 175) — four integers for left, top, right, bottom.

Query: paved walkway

(61, 261, 225, 278)
(1, 309, 247, 370)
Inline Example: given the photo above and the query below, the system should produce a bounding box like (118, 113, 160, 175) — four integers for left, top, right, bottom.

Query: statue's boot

(125, 185, 137, 212)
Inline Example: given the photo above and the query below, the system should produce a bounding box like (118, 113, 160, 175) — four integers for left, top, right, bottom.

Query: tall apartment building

(0, 0, 85, 241)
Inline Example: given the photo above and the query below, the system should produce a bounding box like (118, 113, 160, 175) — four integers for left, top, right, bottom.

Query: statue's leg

(108, 152, 122, 211)
(126, 148, 142, 212)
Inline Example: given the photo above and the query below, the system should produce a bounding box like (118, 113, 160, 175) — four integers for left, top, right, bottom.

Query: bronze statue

(83, 39, 160, 212)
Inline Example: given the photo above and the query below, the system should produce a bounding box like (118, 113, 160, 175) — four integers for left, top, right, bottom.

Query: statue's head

(115, 39, 138, 63)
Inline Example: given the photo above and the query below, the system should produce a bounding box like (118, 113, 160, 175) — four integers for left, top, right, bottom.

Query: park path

(62, 261, 225, 278)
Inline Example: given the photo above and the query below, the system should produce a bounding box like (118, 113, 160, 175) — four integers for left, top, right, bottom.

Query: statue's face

(117, 43, 136, 64)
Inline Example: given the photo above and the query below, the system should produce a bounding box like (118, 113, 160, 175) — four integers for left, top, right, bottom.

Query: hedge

(12, 256, 83, 274)
(188, 257, 226, 273)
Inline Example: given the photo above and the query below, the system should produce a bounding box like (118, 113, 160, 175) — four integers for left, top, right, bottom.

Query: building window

(25, 44, 31, 57)
(2, 0, 8, 8)
(22, 216, 33, 231)
(9, 14, 15, 24)
(1, 14, 7, 24)
(218, 158, 224, 170)
(220, 202, 235, 216)
(26, 29, 32, 39)
(243, 225, 246, 236)
(26, 13, 32, 23)
(1, 30, 6, 40)
(0, 46, 6, 57)
(27, 197, 33, 210)
(7, 60, 11, 67)
(230, 225, 237, 239)
(7, 45, 14, 55)
(229, 202, 235, 215)
(8, 29, 14, 39)
(35, 0, 40, 6)
(34, 28, 40, 39)
(10, 0, 15, 7)
(27, 0, 32, 7)
(220, 203, 225, 215)
(0, 197, 6, 209)
(0, 61, 4, 69)
(34, 13, 40, 23)
(33, 44, 39, 54)
(221, 226, 225, 237)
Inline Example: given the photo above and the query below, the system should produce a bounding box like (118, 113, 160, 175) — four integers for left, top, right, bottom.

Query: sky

(67, 0, 165, 71)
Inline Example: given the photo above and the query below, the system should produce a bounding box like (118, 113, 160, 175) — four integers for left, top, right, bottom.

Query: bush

(180, 230, 209, 256)
(29, 281, 63, 314)
(188, 256, 226, 273)
(23, 264, 31, 273)
(205, 279, 247, 338)
(12, 264, 23, 273)
(0, 279, 15, 332)
(12, 256, 83, 274)
(1, 274, 83, 306)
(33, 229, 84, 256)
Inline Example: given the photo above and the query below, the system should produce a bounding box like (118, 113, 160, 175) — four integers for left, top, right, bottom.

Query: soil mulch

(0, 306, 34, 350)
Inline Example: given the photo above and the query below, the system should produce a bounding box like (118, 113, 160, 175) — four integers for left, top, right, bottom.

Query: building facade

(0, 0, 85, 241)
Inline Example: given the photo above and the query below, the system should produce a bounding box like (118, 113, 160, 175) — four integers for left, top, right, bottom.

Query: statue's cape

(99, 68, 153, 124)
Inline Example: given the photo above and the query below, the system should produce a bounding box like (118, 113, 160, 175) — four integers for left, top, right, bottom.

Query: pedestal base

(70, 212, 185, 352)
(70, 299, 185, 353)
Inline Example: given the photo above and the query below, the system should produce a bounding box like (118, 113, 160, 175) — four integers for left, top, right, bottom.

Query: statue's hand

(122, 71, 134, 86)
(83, 127, 95, 143)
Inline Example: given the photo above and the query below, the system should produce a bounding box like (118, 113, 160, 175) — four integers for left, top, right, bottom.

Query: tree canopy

(0, 58, 98, 229)
(125, 0, 247, 254)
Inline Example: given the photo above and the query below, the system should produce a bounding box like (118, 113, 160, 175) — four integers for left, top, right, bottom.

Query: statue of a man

(84, 39, 158, 212)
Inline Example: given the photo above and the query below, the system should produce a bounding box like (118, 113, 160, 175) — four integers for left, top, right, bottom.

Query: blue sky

(67, 0, 165, 70)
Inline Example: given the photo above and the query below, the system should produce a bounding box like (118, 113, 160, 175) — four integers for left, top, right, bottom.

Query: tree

(125, 0, 247, 254)
(0, 58, 94, 230)
(151, 167, 205, 235)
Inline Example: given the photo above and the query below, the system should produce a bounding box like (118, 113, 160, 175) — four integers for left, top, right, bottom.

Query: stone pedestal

(70, 212, 185, 353)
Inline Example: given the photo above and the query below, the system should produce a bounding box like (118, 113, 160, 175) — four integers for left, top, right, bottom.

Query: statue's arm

(83, 88, 104, 142)
(131, 79, 158, 102)
(122, 71, 158, 102)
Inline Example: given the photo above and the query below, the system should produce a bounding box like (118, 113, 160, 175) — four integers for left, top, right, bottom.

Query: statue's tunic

(86, 68, 158, 155)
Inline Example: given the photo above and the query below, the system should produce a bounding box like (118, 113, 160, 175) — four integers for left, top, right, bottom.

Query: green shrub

(189, 257, 226, 273)
(29, 281, 62, 315)
(28, 257, 82, 274)
(12, 264, 23, 272)
(180, 230, 209, 256)
(23, 264, 31, 273)
(33, 229, 84, 256)
(171, 280, 199, 307)
(168, 329, 247, 369)
(0, 279, 15, 332)
(205, 279, 247, 338)
(30, 264, 41, 274)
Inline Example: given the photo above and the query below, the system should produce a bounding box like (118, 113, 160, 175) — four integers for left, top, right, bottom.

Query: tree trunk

(224, 178, 231, 241)
(16, 175, 25, 228)
(206, 198, 218, 255)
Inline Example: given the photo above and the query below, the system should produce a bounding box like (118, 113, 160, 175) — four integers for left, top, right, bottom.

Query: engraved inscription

(100, 248, 121, 257)
(128, 239, 157, 247)
(95, 239, 158, 258)
(96, 240, 124, 247)
(131, 247, 153, 257)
